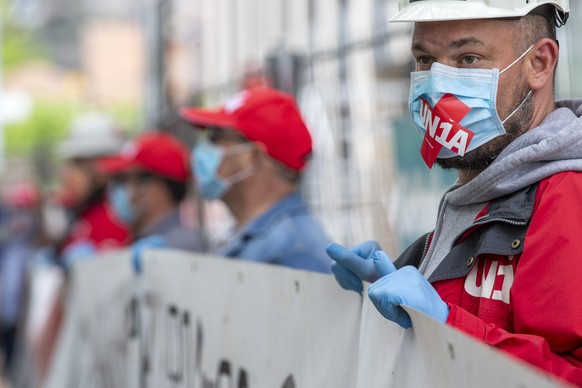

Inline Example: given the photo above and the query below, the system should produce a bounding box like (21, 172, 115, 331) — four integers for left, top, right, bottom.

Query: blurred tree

(4, 100, 72, 155)
(1, 0, 47, 70)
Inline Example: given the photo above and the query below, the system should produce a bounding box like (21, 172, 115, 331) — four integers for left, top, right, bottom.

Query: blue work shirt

(138, 209, 205, 252)
(218, 192, 332, 273)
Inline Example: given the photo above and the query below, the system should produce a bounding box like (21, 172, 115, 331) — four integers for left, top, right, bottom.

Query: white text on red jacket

(464, 258, 515, 304)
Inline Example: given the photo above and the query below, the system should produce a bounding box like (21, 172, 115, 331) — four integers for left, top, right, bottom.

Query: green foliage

(108, 103, 143, 137)
(4, 100, 143, 156)
(2, 27, 46, 70)
(4, 99, 74, 155)
(1, 1, 47, 70)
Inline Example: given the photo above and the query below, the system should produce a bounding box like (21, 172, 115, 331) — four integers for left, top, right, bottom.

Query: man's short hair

(519, 6, 558, 53)
(272, 160, 302, 184)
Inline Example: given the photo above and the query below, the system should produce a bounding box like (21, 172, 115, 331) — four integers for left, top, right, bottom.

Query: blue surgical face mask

(108, 184, 136, 224)
(409, 45, 534, 168)
(192, 139, 255, 200)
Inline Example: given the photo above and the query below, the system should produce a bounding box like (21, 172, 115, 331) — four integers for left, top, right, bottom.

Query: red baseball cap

(180, 88, 312, 171)
(99, 132, 190, 182)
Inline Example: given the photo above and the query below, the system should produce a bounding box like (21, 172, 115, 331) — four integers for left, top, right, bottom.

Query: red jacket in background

(60, 198, 131, 257)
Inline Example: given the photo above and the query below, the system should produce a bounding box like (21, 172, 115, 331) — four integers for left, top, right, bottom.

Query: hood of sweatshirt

(448, 99, 582, 206)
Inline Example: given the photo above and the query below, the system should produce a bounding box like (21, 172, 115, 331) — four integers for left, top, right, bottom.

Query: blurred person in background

(0, 182, 43, 372)
(240, 62, 272, 91)
(181, 87, 332, 273)
(54, 112, 131, 267)
(23, 113, 132, 385)
(99, 131, 205, 272)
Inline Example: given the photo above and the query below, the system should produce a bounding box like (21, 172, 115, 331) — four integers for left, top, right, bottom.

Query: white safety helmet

(59, 112, 124, 159)
(390, 0, 569, 27)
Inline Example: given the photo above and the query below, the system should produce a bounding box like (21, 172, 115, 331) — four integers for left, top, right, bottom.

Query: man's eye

(416, 56, 434, 69)
(461, 55, 478, 65)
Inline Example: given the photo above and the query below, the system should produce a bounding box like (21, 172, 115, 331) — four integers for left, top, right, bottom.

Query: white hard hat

(390, 0, 569, 26)
(59, 112, 124, 159)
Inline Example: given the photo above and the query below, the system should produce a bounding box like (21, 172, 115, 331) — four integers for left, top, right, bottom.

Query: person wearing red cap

(100, 131, 205, 271)
(181, 87, 331, 273)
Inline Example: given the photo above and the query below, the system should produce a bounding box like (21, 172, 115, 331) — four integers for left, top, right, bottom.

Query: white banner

(356, 293, 567, 387)
(139, 249, 362, 388)
(44, 249, 570, 388)
(45, 250, 139, 388)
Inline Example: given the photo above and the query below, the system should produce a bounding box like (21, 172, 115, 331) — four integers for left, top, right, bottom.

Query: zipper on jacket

(417, 216, 527, 270)
(418, 233, 432, 269)
(448, 215, 528, 252)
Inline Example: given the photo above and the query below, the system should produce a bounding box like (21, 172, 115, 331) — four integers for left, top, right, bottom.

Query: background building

(1, 0, 582, 252)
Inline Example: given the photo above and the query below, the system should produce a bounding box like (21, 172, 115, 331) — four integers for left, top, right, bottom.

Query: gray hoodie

(420, 99, 582, 277)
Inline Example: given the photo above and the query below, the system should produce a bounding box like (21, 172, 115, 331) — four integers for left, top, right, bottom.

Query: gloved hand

(131, 235, 167, 273)
(326, 240, 382, 293)
(368, 250, 449, 329)
(61, 240, 97, 269)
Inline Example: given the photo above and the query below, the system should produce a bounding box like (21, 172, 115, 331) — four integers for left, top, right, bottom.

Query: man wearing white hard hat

(55, 113, 131, 267)
(327, 1, 582, 384)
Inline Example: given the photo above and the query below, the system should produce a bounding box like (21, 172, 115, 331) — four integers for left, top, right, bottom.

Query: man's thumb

(373, 250, 397, 277)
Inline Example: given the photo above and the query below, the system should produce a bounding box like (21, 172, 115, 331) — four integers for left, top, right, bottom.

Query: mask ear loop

(500, 44, 535, 75)
(222, 142, 254, 157)
(222, 162, 256, 187)
(502, 90, 532, 125)
(499, 44, 535, 124)
(221, 143, 257, 186)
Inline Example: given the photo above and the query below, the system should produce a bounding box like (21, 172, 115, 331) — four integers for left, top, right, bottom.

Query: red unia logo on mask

(419, 94, 475, 168)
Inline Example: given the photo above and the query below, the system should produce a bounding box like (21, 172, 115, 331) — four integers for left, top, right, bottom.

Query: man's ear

(527, 38, 559, 92)
(252, 142, 268, 161)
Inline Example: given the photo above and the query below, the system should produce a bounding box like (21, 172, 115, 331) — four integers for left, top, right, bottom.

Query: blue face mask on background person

(409, 45, 534, 167)
(192, 139, 255, 200)
(108, 184, 136, 224)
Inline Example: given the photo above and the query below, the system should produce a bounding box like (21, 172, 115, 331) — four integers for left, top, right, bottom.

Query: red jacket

(60, 198, 131, 255)
(396, 171, 582, 386)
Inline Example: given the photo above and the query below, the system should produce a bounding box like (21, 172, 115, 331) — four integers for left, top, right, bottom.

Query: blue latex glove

(131, 235, 167, 273)
(368, 250, 449, 329)
(326, 241, 382, 293)
(61, 240, 97, 269)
